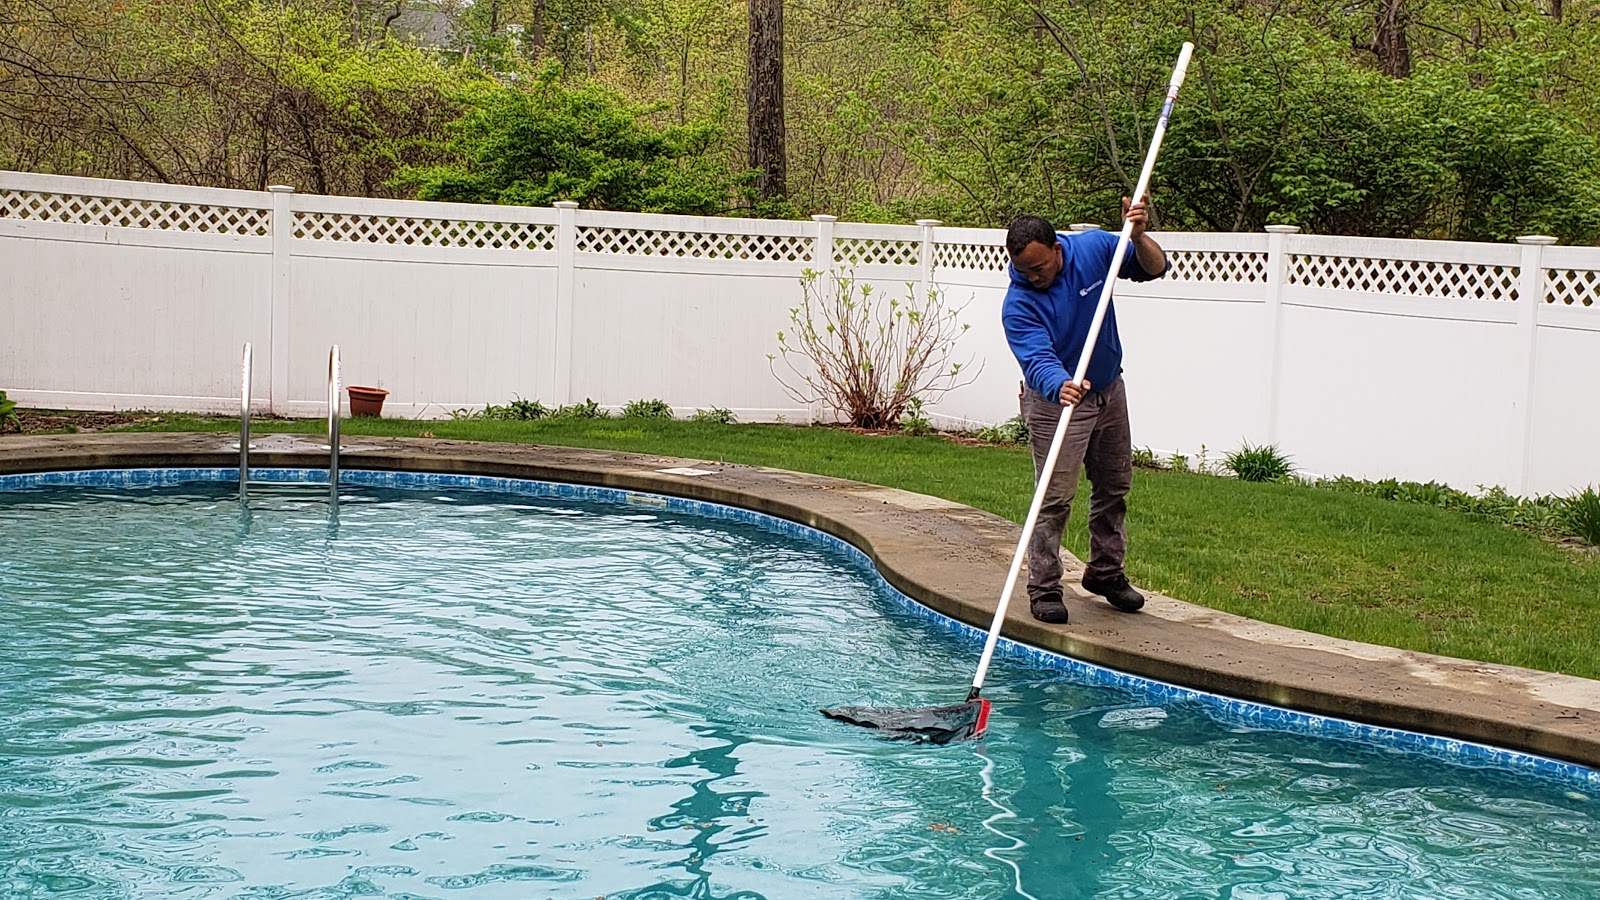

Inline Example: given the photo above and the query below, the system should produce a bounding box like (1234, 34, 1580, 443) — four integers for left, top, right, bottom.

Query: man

(1001, 201, 1167, 624)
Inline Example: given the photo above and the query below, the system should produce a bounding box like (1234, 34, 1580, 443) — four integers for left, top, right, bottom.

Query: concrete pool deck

(3, 431, 1598, 770)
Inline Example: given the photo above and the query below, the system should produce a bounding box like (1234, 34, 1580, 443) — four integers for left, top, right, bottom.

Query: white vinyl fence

(2, 171, 1596, 495)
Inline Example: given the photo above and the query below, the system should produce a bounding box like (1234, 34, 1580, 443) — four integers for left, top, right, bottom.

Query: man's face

(1011, 239, 1063, 291)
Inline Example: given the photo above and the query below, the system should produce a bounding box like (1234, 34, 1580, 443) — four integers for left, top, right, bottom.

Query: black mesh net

(820, 698, 990, 745)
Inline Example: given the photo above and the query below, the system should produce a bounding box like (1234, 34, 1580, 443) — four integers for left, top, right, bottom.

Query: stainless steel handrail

(239, 342, 252, 498)
(327, 344, 341, 503)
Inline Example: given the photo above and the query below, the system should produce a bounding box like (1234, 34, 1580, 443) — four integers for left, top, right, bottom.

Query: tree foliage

(398, 69, 744, 212)
(0, 0, 470, 193)
(854, 0, 1600, 242)
(5, 0, 1600, 241)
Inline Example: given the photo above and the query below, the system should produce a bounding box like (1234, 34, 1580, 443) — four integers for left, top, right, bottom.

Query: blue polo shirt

(1001, 230, 1164, 402)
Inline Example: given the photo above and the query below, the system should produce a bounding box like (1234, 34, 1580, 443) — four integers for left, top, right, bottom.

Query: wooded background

(3, 0, 1597, 242)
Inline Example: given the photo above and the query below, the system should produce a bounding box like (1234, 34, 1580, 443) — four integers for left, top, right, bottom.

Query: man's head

(1006, 216, 1063, 290)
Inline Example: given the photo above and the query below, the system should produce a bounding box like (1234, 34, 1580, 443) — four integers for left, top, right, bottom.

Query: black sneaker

(1028, 591, 1069, 624)
(1081, 573, 1145, 613)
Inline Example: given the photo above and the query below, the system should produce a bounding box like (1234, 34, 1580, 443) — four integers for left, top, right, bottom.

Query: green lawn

(111, 414, 1600, 680)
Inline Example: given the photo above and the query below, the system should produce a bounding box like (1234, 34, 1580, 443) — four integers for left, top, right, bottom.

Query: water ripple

(1, 483, 1596, 899)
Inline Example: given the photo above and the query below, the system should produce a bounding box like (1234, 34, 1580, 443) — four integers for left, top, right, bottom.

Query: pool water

(1, 475, 1597, 899)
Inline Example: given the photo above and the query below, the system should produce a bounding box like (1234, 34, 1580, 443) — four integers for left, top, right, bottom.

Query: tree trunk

(532, 0, 547, 59)
(1374, 0, 1411, 78)
(679, 39, 691, 126)
(747, 0, 787, 202)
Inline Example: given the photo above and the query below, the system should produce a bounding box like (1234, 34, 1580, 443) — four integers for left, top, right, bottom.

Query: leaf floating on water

(1097, 707, 1168, 730)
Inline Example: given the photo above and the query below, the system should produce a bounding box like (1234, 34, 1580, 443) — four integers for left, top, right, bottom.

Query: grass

(106, 414, 1600, 680)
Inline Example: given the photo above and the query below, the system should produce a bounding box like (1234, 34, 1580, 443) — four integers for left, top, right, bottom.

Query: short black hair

(1006, 216, 1058, 257)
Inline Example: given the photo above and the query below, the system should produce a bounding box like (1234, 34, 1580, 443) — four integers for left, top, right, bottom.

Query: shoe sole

(1082, 582, 1145, 613)
(1029, 598, 1069, 624)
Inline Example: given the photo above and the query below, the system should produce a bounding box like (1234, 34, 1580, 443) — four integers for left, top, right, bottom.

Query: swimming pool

(2, 468, 1597, 899)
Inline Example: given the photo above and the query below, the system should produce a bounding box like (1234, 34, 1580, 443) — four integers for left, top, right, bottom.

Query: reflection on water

(0, 481, 1596, 899)
(613, 724, 769, 899)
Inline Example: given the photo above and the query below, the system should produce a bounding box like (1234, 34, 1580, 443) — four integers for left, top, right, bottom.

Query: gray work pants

(1020, 376, 1132, 599)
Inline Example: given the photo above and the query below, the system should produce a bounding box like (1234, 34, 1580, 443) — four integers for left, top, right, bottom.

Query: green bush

(452, 396, 550, 420)
(1467, 486, 1565, 532)
(551, 399, 606, 420)
(400, 70, 744, 215)
(690, 407, 737, 425)
(1312, 476, 1580, 541)
(975, 415, 1028, 445)
(1560, 487, 1600, 547)
(0, 390, 18, 432)
(1131, 446, 1160, 469)
(621, 398, 674, 420)
(490, 397, 550, 420)
(1224, 442, 1295, 482)
(899, 398, 933, 436)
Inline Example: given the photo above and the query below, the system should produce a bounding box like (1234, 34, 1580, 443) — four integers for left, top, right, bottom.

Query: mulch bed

(832, 423, 1014, 448)
(6, 409, 165, 434)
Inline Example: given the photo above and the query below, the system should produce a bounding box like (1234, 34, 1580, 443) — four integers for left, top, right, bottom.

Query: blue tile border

(4, 465, 1598, 793)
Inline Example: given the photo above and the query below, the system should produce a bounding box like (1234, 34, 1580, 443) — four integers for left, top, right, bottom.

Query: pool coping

(3, 431, 1599, 772)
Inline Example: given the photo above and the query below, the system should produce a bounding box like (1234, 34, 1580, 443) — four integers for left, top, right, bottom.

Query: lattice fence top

(1166, 249, 1269, 283)
(1545, 269, 1598, 307)
(293, 212, 556, 250)
(1289, 255, 1519, 301)
(576, 226, 811, 262)
(0, 188, 270, 235)
(934, 242, 1009, 272)
(833, 237, 920, 267)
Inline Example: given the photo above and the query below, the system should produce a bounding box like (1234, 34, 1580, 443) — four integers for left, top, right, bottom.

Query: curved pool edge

(4, 431, 1599, 776)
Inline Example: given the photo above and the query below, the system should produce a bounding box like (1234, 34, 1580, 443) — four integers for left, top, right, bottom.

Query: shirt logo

(1080, 279, 1104, 297)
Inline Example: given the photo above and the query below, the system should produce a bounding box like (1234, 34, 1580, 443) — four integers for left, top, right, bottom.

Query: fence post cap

(1515, 235, 1558, 246)
(915, 219, 942, 227)
(811, 214, 838, 223)
(267, 185, 295, 193)
(1068, 223, 1101, 232)
(554, 201, 580, 209)
(1264, 224, 1301, 234)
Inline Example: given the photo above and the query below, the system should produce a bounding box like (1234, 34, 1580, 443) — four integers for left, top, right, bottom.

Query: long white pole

(968, 42, 1194, 699)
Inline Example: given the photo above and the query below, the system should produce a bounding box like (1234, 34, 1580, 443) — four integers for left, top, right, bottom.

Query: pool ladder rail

(236, 342, 343, 508)
(239, 342, 252, 497)
(327, 344, 341, 504)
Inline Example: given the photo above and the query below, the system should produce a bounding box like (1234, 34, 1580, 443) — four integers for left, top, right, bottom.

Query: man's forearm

(1133, 233, 1167, 276)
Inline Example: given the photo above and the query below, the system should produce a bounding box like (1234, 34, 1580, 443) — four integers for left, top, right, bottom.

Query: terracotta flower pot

(347, 385, 389, 417)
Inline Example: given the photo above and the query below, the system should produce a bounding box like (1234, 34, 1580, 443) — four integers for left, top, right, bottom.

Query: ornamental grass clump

(621, 398, 674, 419)
(1224, 442, 1294, 482)
(1560, 486, 1600, 547)
(690, 407, 736, 424)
